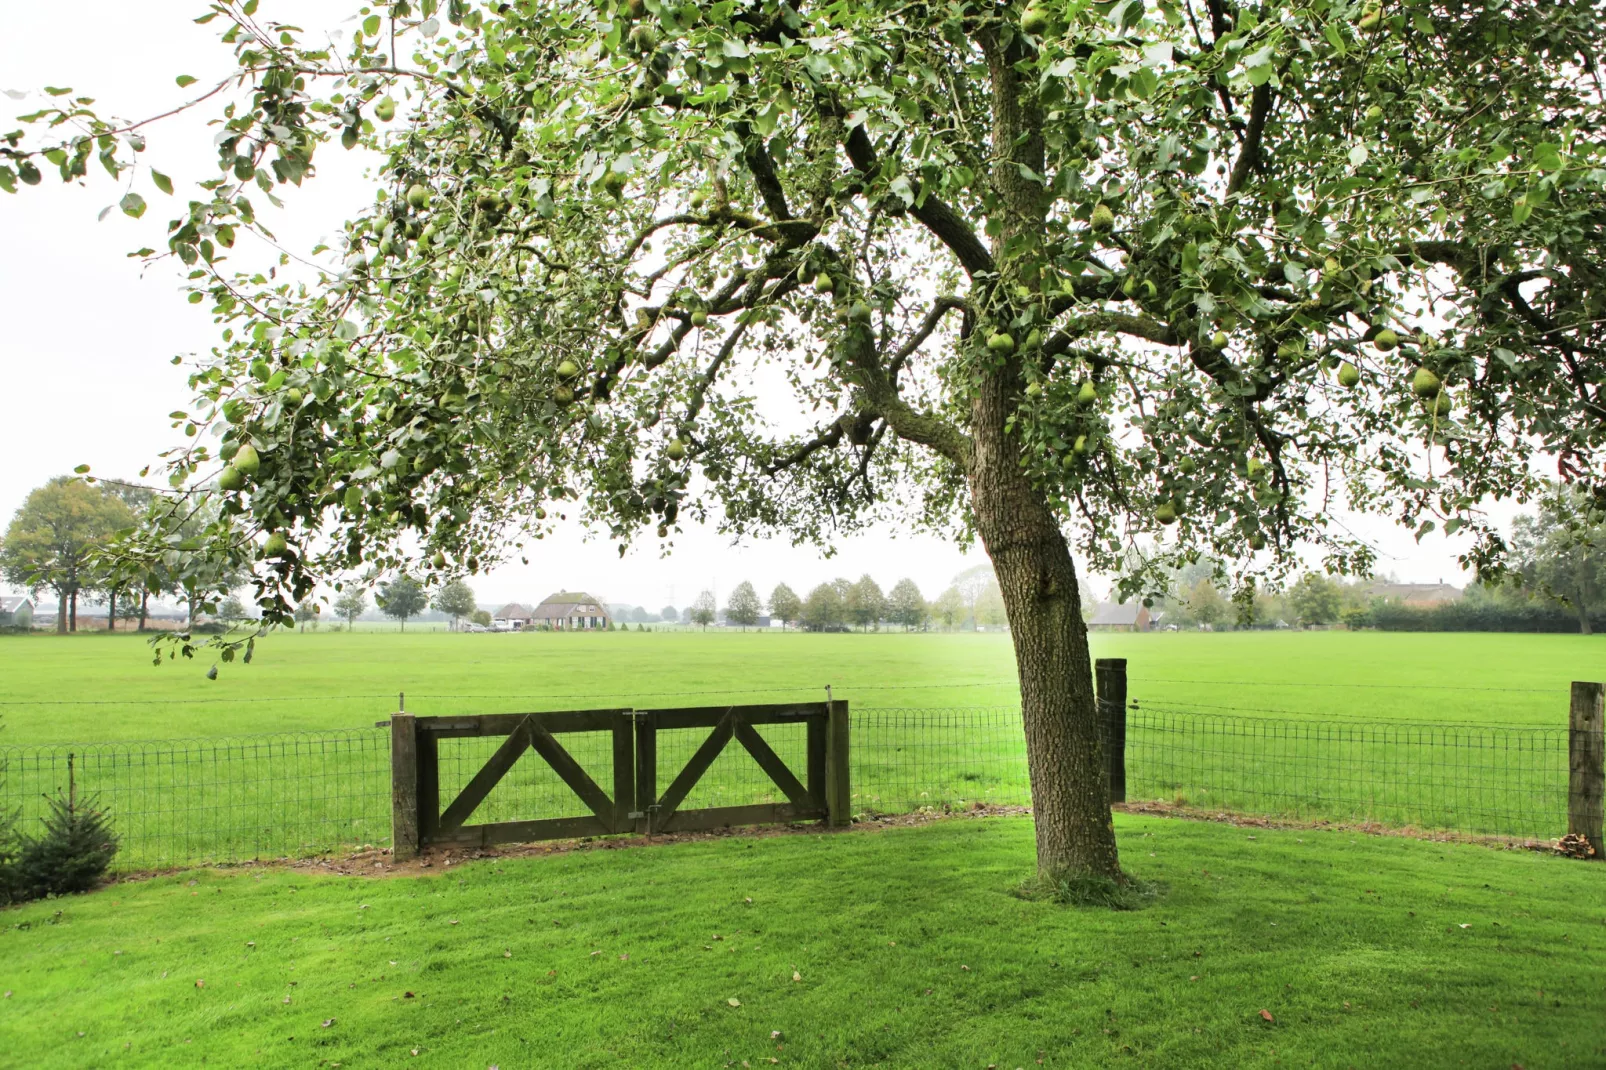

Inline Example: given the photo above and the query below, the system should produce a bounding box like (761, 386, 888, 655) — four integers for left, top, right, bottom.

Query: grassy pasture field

(0, 630, 1599, 868)
(0, 628, 1596, 743)
(2, 814, 1603, 1069)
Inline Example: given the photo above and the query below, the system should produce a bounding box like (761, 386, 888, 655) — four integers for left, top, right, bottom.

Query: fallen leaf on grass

(1190, 976, 1198, 982)
(194, 980, 205, 989)
(590, 950, 601, 957)
(771, 1031, 782, 1040)
(321, 1019, 336, 1028)
(504, 950, 512, 958)
(619, 953, 629, 961)
(960, 965, 970, 971)
(726, 998, 741, 1008)
(282, 997, 292, 1004)
(1459, 923, 1471, 929)
(792, 971, 801, 983)
(1259, 1009, 1274, 1022)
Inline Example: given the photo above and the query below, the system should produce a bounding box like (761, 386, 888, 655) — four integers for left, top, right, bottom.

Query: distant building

(492, 603, 535, 631)
(531, 592, 611, 631)
(0, 596, 33, 629)
(1365, 581, 1463, 607)
(1087, 602, 1157, 632)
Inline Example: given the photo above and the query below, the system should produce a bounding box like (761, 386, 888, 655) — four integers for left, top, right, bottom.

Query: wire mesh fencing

(0, 700, 1579, 871)
(0, 731, 391, 871)
(1123, 702, 1570, 841)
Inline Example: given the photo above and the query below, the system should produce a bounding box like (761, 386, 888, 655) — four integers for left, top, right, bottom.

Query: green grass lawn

(0, 629, 1597, 743)
(2, 814, 1602, 1069)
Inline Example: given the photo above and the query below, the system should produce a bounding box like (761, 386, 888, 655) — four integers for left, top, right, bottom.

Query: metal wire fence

(0, 699, 1577, 871)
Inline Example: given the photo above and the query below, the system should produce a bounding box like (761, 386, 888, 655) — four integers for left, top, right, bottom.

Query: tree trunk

(139, 590, 149, 631)
(967, 379, 1122, 883)
(957, 28, 1122, 883)
(107, 585, 120, 631)
(55, 588, 68, 634)
(69, 588, 78, 632)
(1579, 589, 1593, 636)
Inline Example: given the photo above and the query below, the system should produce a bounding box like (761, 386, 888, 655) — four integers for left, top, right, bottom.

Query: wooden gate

(388, 702, 848, 859)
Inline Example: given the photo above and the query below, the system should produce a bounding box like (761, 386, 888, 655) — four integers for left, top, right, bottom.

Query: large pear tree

(6, 0, 1604, 882)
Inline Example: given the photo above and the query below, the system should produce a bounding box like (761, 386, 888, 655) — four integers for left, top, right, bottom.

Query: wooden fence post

(391, 713, 420, 861)
(825, 700, 851, 827)
(1569, 681, 1604, 857)
(1095, 658, 1128, 805)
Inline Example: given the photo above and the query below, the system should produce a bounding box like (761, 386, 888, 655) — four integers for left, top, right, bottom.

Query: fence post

(1569, 681, 1604, 857)
(825, 700, 851, 827)
(1095, 658, 1128, 805)
(390, 713, 420, 861)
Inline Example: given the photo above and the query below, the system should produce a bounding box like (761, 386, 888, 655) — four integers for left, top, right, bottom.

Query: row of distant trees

(1151, 485, 1605, 634)
(665, 566, 1015, 633)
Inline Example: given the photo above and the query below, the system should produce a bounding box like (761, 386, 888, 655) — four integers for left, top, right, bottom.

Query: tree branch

(1226, 82, 1273, 195)
(842, 126, 995, 278)
(889, 295, 969, 378)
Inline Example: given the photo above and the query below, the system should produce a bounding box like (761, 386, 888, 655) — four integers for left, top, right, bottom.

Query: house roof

(0, 596, 31, 613)
(1088, 601, 1144, 626)
(532, 592, 609, 619)
(493, 602, 533, 620)
(1366, 582, 1462, 605)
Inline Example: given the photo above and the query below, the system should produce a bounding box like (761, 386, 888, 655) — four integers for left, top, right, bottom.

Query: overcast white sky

(0, 1, 1502, 611)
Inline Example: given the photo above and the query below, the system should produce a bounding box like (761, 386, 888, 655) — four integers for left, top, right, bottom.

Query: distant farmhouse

(1365, 581, 1463, 606)
(0, 596, 33, 629)
(491, 603, 535, 630)
(1087, 601, 1160, 632)
(489, 593, 613, 631)
(532, 592, 611, 631)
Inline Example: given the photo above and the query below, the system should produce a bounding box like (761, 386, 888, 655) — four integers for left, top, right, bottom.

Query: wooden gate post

(1095, 658, 1128, 805)
(390, 713, 420, 861)
(825, 700, 851, 827)
(1569, 681, 1605, 857)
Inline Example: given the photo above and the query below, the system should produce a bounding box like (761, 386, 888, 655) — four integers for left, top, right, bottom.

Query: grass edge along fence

(0, 670, 1601, 872)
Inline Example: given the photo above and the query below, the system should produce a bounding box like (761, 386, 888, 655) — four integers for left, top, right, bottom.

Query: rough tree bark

(969, 379, 1120, 880)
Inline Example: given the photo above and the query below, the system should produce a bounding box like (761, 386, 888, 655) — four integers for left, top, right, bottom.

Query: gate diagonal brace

(437, 716, 534, 836)
(734, 721, 811, 808)
(652, 709, 737, 827)
(435, 716, 617, 836)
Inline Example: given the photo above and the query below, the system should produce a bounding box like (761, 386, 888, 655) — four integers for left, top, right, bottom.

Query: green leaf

(120, 191, 147, 218)
(73, 464, 91, 474)
(362, 14, 381, 36)
(44, 86, 73, 96)
(1348, 143, 1369, 168)
(1531, 143, 1563, 172)
(151, 169, 174, 195)
(1323, 22, 1347, 54)
(1128, 68, 1159, 100)
(176, 75, 198, 88)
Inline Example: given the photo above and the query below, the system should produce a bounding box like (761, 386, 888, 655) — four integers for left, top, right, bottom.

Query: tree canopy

(725, 579, 763, 627)
(431, 576, 478, 624)
(0, 477, 133, 634)
(767, 581, 802, 627)
(377, 574, 427, 628)
(10, 0, 1605, 881)
(1509, 484, 1606, 634)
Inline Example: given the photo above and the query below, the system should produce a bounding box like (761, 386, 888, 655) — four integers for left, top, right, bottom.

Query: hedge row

(1369, 599, 1602, 634)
